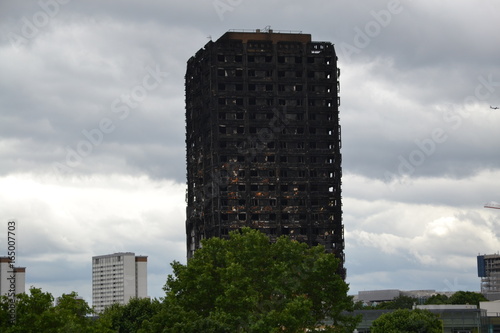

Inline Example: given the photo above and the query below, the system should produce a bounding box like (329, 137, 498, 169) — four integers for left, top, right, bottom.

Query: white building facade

(478, 254, 500, 300)
(0, 257, 25, 296)
(92, 252, 147, 313)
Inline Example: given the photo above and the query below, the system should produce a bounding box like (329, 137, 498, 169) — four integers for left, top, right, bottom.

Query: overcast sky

(1, 0, 500, 304)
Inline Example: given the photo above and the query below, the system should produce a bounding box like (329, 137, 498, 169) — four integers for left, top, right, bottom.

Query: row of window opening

(219, 112, 334, 121)
(219, 125, 336, 135)
(218, 97, 335, 107)
(219, 140, 335, 149)
(217, 168, 337, 178)
(219, 183, 336, 193)
(220, 213, 327, 223)
(217, 68, 334, 79)
(219, 154, 337, 164)
(218, 54, 332, 65)
(220, 197, 334, 207)
(218, 83, 335, 93)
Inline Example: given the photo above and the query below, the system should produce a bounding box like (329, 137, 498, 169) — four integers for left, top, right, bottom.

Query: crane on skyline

(484, 202, 500, 209)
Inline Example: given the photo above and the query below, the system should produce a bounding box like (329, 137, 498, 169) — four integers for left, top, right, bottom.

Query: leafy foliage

(371, 308, 443, 333)
(375, 295, 417, 310)
(424, 293, 449, 305)
(425, 291, 487, 307)
(447, 291, 487, 306)
(96, 297, 162, 333)
(156, 228, 360, 332)
(0, 287, 94, 333)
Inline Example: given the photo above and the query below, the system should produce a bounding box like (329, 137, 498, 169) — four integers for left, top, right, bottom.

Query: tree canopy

(424, 291, 487, 307)
(371, 308, 443, 333)
(95, 297, 162, 333)
(153, 227, 360, 332)
(447, 291, 487, 306)
(424, 293, 449, 305)
(0, 287, 94, 333)
(375, 295, 416, 310)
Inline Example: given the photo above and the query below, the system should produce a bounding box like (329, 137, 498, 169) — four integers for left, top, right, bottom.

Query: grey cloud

(1, 0, 500, 303)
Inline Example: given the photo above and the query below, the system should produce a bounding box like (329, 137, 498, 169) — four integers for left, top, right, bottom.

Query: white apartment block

(92, 252, 147, 313)
(0, 257, 25, 296)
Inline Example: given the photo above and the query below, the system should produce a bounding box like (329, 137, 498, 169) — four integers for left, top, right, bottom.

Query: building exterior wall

(480, 300, 500, 317)
(478, 254, 500, 296)
(0, 257, 11, 296)
(417, 305, 487, 333)
(480, 301, 500, 332)
(0, 257, 25, 296)
(358, 289, 401, 304)
(13, 267, 25, 294)
(92, 252, 148, 313)
(356, 289, 456, 305)
(122, 253, 136, 304)
(346, 308, 487, 333)
(185, 30, 345, 277)
(135, 256, 147, 298)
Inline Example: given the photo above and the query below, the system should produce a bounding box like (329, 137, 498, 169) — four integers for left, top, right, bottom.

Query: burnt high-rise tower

(185, 30, 344, 277)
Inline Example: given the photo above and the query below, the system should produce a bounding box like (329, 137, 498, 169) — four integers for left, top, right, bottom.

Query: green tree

(9, 287, 57, 332)
(96, 297, 161, 333)
(52, 292, 94, 332)
(425, 293, 449, 305)
(376, 295, 417, 310)
(448, 291, 487, 307)
(0, 287, 95, 333)
(371, 308, 443, 333)
(353, 300, 367, 310)
(150, 228, 359, 332)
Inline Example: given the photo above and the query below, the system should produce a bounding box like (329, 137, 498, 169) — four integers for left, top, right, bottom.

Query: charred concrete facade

(186, 30, 344, 277)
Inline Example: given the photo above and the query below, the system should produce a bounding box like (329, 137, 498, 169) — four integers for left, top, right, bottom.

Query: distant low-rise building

(480, 300, 500, 332)
(345, 305, 487, 333)
(0, 257, 25, 296)
(355, 289, 455, 306)
(92, 252, 147, 313)
(417, 304, 486, 333)
(357, 289, 401, 305)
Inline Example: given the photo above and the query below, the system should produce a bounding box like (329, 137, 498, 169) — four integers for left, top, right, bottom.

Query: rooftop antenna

(207, 35, 212, 41)
(263, 25, 271, 33)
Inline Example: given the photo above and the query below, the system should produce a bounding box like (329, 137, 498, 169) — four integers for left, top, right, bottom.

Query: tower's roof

(217, 29, 311, 44)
